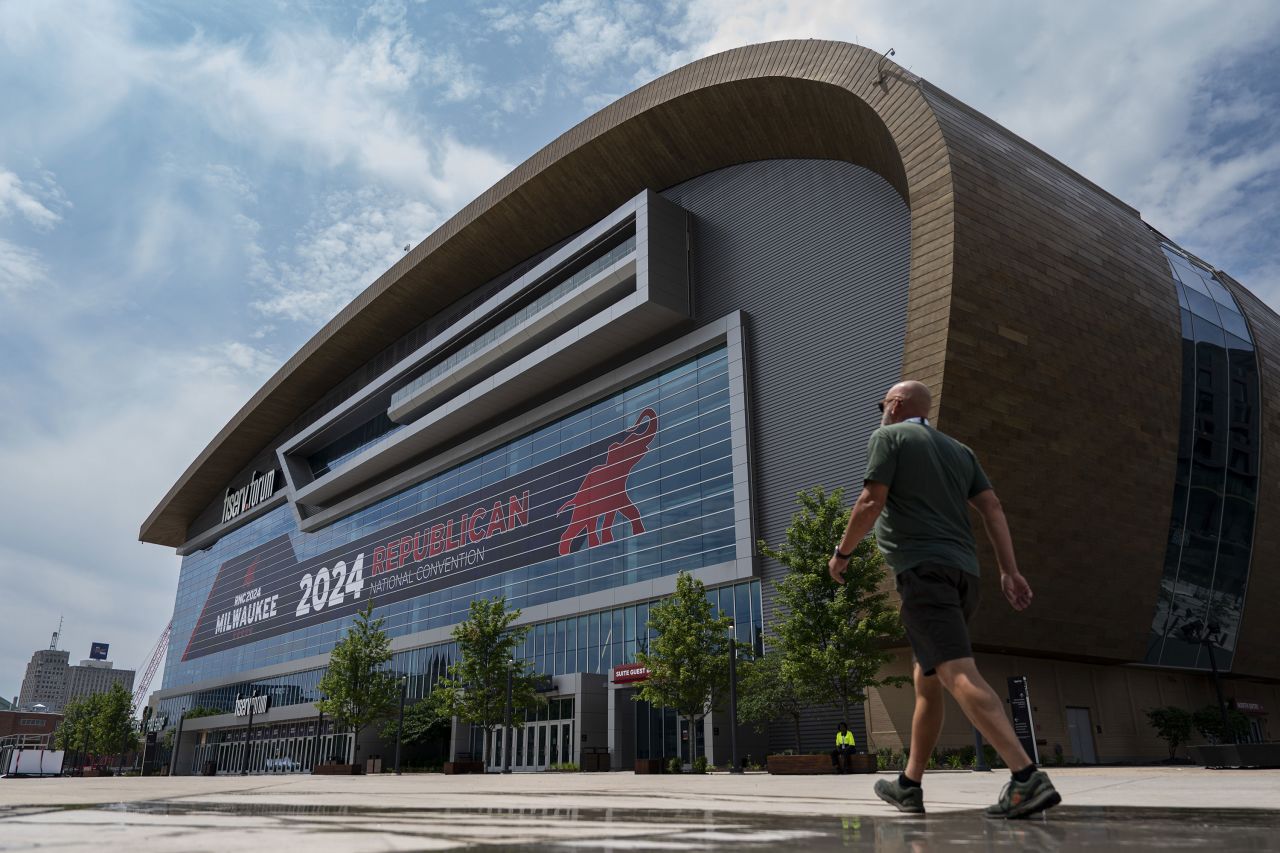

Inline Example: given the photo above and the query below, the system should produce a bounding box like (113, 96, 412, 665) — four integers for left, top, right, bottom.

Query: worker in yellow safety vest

(831, 722, 857, 773)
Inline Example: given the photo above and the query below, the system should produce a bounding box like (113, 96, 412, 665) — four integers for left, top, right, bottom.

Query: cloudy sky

(2, 0, 1278, 702)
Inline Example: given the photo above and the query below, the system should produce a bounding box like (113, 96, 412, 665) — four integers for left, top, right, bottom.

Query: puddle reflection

(0, 803, 1275, 851)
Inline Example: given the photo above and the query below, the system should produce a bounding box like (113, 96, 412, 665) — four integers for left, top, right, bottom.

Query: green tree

(379, 691, 450, 747)
(162, 706, 222, 751)
(736, 648, 815, 754)
(183, 706, 224, 719)
(92, 683, 137, 765)
(1192, 704, 1250, 744)
(54, 695, 100, 769)
(636, 571, 733, 764)
(761, 486, 908, 727)
(316, 601, 400, 763)
(1145, 706, 1193, 760)
(433, 596, 545, 761)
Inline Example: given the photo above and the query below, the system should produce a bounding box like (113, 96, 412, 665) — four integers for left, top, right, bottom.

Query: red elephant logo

(558, 408, 659, 555)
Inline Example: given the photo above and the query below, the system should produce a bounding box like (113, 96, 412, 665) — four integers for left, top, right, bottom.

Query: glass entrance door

(484, 695, 575, 772)
(486, 719, 576, 772)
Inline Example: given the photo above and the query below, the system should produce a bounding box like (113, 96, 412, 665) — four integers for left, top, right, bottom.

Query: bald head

(881, 380, 933, 425)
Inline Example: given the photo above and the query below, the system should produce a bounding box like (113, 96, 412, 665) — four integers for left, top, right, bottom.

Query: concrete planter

(442, 760, 485, 774)
(767, 753, 876, 774)
(312, 763, 363, 775)
(1188, 743, 1280, 768)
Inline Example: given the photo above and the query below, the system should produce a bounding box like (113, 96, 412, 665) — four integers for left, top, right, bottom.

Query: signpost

(1006, 675, 1040, 765)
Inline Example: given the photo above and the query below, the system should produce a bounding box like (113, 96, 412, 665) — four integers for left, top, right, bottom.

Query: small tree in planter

(636, 571, 732, 767)
(1192, 704, 1250, 745)
(1145, 706, 1193, 761)
(316, 601, 400, 768)
(737, 648, 814, 754)
(379, 690, 452, 767)
(762, 487, 908, 739)
(433, 596, 545, 764)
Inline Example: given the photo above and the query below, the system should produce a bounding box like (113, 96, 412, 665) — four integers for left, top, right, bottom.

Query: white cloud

(146, 9, 509, 210)
(0, 326, 279, 698)
(0, 238, 48, 295)
(0, 167, 67, 230)
(2, 2, 510, 212)
(522, 0, 691, 81)
(202, 164, 259, 204)
(0, 2, 141, 156)
(250, 189, 441, 324)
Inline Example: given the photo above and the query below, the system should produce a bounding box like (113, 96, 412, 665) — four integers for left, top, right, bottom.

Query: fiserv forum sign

(221, 469, 279, 524)
(182, 409, 660, 661)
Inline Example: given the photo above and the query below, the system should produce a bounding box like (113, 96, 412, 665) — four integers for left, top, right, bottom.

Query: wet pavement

(1, 801, 1277, 851)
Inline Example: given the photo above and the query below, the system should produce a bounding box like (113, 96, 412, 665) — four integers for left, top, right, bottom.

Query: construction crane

(132, 620, 172, 712)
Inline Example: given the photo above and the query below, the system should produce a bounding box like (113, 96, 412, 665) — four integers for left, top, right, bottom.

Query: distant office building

(18, 649, 69, 712)
(66, 660, 134, 707)
(0, 696, 13, 711)
(16, 646, 134, 712)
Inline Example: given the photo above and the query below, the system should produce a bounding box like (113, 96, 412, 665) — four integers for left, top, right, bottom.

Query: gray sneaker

(984, 770, 1061, 819)
(874, 777, 925, 814)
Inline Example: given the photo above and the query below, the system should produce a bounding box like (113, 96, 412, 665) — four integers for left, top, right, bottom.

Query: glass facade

(164, 346, 738, 689)
(1146, 244, 1260, 670)
(158, 580, 763, 726)
(308, 413, 404, 478)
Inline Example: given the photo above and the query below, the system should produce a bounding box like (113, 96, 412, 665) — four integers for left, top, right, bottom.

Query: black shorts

(895, 563, 980, 675)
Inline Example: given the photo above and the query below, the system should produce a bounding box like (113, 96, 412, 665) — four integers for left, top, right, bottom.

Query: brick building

(0, 710, 61, 739)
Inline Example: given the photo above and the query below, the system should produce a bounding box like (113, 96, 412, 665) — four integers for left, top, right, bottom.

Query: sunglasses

(877, 398, 904, 413)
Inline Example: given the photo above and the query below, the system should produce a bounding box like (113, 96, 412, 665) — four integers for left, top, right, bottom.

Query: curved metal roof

(140, 39, 957, 547)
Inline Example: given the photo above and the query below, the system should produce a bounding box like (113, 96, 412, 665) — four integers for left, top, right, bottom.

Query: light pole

(395, 676, 407, 776)
(240, 691, 257, 775)
(172, 710, 186, 776)
(727, 622, 741, 774)
(313, 696, 325, 771)
(140, 706, 152, 777)
(503, 658, 514, 774)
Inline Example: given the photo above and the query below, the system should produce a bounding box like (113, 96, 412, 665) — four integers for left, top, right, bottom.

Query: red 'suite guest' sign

(612, 664, 650, 684)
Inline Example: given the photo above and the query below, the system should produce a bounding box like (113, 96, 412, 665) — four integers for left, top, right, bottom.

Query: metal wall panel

(662, 159, 911, 752)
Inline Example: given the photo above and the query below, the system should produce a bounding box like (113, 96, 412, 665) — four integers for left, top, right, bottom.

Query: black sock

(1011, 763, 1037, 784)
(898, 772, 921, 789)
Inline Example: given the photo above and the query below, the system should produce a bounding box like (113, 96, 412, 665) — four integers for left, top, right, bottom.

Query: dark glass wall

(1146, 245, 1260, 670)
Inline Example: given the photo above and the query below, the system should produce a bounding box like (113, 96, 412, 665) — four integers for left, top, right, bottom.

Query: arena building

(142, 40, 1279, 772)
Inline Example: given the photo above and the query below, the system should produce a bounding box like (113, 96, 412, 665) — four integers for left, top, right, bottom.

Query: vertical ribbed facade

(663, 159, 911, 750)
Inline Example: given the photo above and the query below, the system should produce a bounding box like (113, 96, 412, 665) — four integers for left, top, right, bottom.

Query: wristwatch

(832, 546, 852, 561)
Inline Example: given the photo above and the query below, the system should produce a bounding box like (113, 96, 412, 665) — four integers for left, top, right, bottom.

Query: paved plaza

(1, 767, 1276, 851)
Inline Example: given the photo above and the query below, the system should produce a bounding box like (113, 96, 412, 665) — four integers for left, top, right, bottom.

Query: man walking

(828, 380, 1060, 819)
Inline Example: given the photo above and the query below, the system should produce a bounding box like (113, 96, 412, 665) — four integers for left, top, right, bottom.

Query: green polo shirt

(863, 421, 992, 577)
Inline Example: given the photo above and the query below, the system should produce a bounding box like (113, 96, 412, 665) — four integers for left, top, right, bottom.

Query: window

(1147, 244, 1259, 672)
